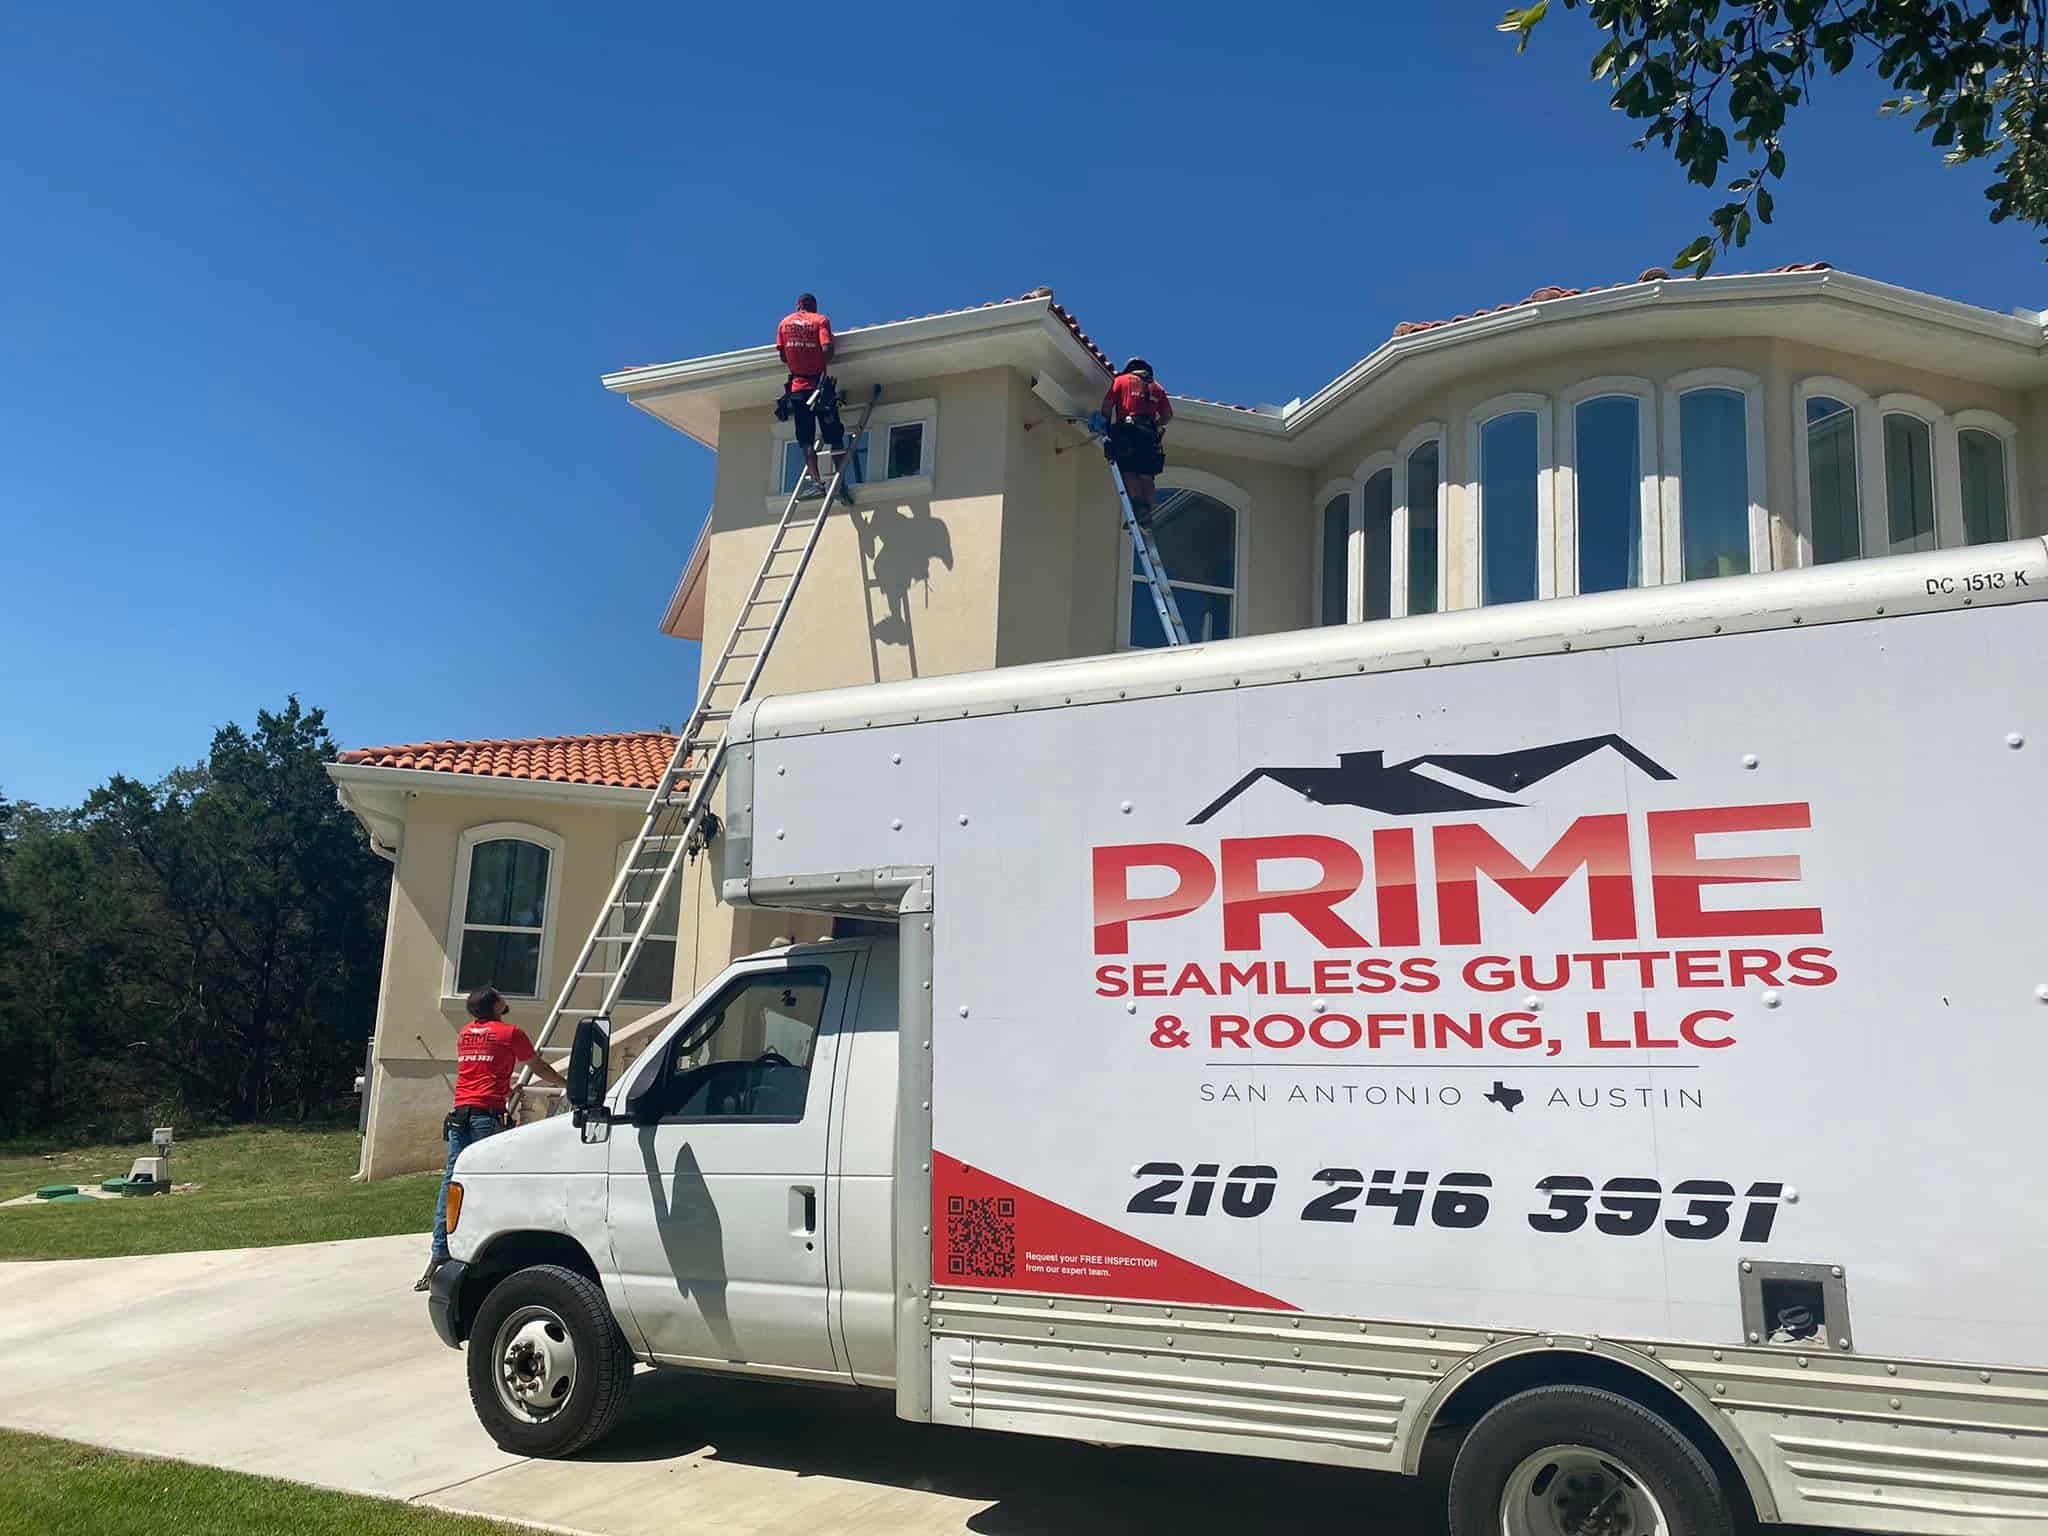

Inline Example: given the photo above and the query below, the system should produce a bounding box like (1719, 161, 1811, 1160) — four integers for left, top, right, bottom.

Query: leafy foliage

(1499, 1, 2048, 271)
(0, 700, 387, 1137)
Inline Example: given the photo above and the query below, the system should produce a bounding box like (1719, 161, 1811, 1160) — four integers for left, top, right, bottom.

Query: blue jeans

(431, 1108, 503, 1261)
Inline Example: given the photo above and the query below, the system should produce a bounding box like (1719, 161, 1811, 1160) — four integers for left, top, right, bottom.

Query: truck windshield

(656, 966, 831, 1120)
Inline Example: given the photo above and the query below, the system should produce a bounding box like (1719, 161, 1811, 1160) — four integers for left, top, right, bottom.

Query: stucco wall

(358, 786, 675, 1180)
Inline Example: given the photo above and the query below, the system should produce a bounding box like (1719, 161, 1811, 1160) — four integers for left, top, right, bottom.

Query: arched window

(1663, 370, 1765, 582)
(1880, 399, 1939, 556)
(1360, 466, 1394, 621)
(1792, 378, 1877, 567)
(1315, 484, 1352, 627)
(1469, 395, 1551, 606)
(615, 841, 681, 1006)
(1395, 426, 1445, 617)
(1127, 472, 1243, 648)
(1955, 411, 2017, 547)
(1560, 379, 1658, 595)
(449, 823, 563, 1000)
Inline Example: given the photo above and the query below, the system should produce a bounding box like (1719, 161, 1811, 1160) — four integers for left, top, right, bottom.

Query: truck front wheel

(1448, 1386, 1732, 1536)
(466, 1263, 631, 1458)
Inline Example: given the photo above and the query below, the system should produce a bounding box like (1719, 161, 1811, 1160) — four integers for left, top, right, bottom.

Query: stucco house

(334, 263, 2047, 1180)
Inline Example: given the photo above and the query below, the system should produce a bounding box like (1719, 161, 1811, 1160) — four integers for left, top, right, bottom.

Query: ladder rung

(575, 970, 621, 981)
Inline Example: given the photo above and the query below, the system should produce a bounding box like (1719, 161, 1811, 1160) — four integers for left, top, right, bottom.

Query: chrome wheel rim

(491, 1304, 578, 1424)
(1501, 1444, 1668, 1536)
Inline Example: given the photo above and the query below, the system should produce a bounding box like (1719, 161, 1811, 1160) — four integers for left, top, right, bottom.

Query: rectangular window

(1804, 397, 1860, 565)
(1959, 429, 2009, 547)
(1883, 413, 1936, 554)
(1319, 495, 1348, 626)
(780, 434, 868, 494)
(886, 422, 926, 480)
(1679, 389, 1752, 580)
(1479, 412, 1539, 605)
(655, 967, 831, 1120)
(456, 839, 550, 997)
(616, 850, 680, 1006)
(1574, 396, 1642, 594)
(1406, 441, 1440, 616)
(1361, 469, 1393, 621)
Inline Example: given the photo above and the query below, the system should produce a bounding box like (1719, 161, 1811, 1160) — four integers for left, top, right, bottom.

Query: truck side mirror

(567, 1015, 611, 1122)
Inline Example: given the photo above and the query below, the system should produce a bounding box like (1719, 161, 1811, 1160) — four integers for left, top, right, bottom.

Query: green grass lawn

(0, 1431, 527, 1535)
(0, 1126, 440, 1262)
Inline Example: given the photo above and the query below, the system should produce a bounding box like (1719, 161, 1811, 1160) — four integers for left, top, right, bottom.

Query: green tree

(1500, 1, 2048, 271)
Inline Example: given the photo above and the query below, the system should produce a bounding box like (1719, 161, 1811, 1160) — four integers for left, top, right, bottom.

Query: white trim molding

(1790, 377, 1883, 567)
(1877, 391, 1959, 552)
(1660, 367, 1770, 583)
(1954, 408, 2021, 545)
(1116, 467, 1251, 648)
(1313, 476, 1358, 626)
(1558, 376, 1662, 593)
(770, 394, 938, 499)
(1392, 422, 1448, 619)
(444, 821, 567, 1003)
(1465, 392, 1555, 607)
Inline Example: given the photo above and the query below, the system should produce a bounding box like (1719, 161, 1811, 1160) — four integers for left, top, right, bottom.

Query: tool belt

(444, 1106, 505, 1139)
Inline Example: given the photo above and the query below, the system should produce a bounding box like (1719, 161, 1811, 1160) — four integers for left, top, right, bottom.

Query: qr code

(945, 1195, 1015, 1279)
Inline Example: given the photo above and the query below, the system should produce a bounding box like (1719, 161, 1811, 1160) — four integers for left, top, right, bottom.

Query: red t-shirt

(776, 310, 834, 390)
(1104, 372, 1172, 424)
(452, 1019, 537, 1111)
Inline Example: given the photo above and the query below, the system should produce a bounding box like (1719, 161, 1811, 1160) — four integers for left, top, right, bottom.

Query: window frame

(767, 396, 936, 505)
(636, 962, 836, 1125)
(1659, 368, 1770, 584)
(1351, 453, 1395, 624)
(1464, 392, 1556, 607)
(444, 822, 565, 1003)
(1312, 476, 1359, 626)
(612, 838, 682, 1007)
(1391, 422, 1447, 619)
(1954, 408, 2020, 547)
(1557, 377, 1662, 594)
(1790, 377, 1883, 567)
(1116, 467, 1250, 649)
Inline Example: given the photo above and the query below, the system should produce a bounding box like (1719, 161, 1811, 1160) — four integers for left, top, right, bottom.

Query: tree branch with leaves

(1500, 0, 2048, 272)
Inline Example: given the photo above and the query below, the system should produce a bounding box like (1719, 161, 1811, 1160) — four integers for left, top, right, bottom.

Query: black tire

(466, 1263, 631, 1458)
(1448, 1386, 1733, 1536)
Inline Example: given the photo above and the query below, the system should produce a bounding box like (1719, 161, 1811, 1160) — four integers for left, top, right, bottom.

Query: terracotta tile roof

(337, 731, 678, 791)
(1390, 263, 1832, 338)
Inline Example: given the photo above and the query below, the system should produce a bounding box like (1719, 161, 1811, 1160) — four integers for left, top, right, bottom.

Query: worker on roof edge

(1102, 356, 1172, 525)
(775, 293, 854, 502)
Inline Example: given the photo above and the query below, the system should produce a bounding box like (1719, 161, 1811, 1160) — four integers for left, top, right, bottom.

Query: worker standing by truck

(1102, 356, 1172, 524)
(416, 986, 565, 1292)
(775, 293, 853, 501)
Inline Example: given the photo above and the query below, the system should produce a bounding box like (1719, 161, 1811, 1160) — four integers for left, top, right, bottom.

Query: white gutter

(326, 761, 651, 809)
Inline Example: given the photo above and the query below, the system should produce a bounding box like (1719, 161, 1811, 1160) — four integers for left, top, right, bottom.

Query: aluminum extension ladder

(1107, 460, 1190, 647)
(516, 382, 884, 1100)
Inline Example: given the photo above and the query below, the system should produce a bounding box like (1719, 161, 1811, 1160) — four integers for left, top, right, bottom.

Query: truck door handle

(791, 1185, 817, 1240)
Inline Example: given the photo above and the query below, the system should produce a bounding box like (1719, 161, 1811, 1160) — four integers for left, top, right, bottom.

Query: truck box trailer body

(436, 540, 2048, 1536)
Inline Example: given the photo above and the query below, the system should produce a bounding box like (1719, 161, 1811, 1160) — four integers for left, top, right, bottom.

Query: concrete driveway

(0, 1233, 1444, 1536)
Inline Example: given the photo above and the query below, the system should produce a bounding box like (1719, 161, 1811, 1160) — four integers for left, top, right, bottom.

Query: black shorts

(1107, 417, 1165, 476)
(785, 381, 845, 451)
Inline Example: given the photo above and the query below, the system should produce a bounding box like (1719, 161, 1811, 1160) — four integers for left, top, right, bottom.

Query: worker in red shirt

(417, 985, 566, 1291)
(1102, 357, 1173, 524)
(775, 292, 854, 501)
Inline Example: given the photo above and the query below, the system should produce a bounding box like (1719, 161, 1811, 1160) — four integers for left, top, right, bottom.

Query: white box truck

(431, 540, 2048, 1536)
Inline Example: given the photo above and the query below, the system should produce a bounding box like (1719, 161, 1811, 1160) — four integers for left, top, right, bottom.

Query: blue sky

(3, 2, 2040, 807)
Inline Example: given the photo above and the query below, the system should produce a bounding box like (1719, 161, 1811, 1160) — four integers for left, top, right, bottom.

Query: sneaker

(1131, 504, 1154, 529)
(794, 478, 827, 501)
(415, 1257, 445, 1293)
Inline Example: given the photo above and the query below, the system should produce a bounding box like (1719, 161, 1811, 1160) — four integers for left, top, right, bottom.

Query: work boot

(415, 1256, 444, 1293)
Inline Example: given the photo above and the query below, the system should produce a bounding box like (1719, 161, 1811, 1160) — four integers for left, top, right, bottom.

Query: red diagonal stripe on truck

(933, 1151, 1295, 1311)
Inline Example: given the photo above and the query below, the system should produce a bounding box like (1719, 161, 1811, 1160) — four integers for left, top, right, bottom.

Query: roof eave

(326, 761, 653, 807)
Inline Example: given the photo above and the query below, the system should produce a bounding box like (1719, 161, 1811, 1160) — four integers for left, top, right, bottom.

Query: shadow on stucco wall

(854, 501, 954, 680)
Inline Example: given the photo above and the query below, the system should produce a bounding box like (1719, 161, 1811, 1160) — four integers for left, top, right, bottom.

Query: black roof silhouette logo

(1189, 734, 1674, 825)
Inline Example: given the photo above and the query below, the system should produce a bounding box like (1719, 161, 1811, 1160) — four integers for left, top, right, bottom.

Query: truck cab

(430, 935, 900, 1455)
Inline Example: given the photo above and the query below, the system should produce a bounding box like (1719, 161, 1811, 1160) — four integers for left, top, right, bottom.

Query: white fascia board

(661, 517, 711, 640)
(325, 761, 651, 809)
(743, 537, 2048, 740)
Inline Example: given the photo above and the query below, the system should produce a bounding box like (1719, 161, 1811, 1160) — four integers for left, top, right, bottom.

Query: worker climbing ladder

(516, 382, 884, 1098)
(1113, 461, 1190, 646)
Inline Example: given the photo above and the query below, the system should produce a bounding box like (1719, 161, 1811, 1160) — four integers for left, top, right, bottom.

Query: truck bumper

(427, 1259, 469, 1348)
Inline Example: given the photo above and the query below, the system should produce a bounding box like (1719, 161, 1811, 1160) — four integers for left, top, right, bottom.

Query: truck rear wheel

(1448, 1386, 1732, 1536)
(466, 1263, 631, 1458)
